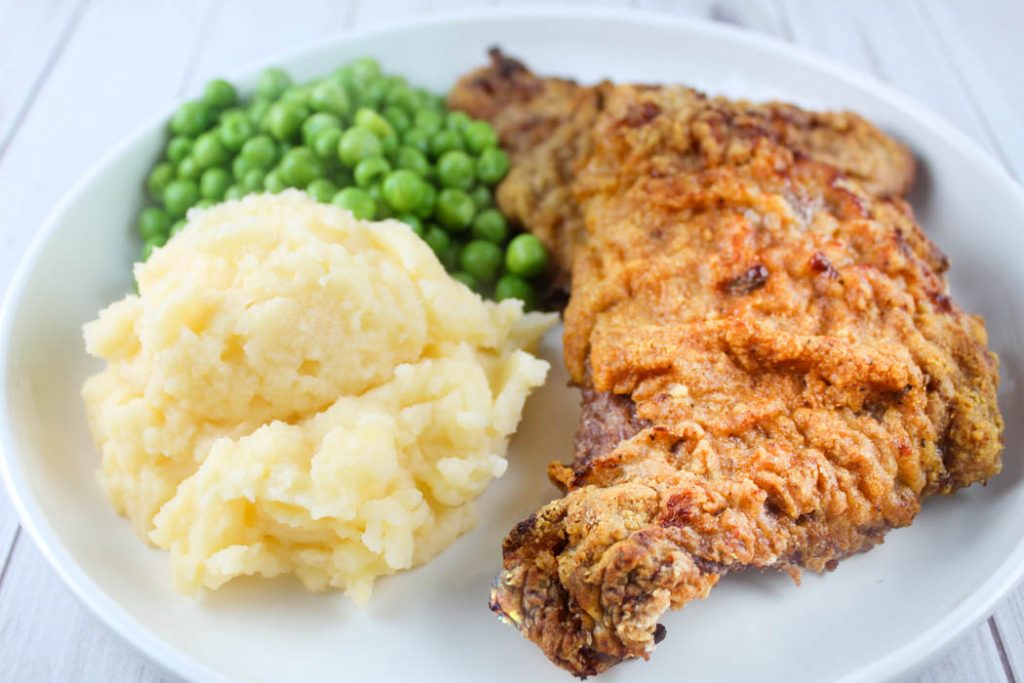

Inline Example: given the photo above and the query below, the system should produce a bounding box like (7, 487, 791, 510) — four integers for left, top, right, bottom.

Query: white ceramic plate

(2, 7, 1023, 683)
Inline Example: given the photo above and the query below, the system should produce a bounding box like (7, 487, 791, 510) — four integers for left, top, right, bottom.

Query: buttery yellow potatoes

(82, 192, 552, 601)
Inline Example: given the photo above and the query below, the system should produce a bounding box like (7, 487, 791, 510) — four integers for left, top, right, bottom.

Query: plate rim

(2, 6, 1022, 683)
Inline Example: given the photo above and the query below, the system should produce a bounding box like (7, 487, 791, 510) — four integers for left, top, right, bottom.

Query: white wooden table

(1, 1, 1021, 680)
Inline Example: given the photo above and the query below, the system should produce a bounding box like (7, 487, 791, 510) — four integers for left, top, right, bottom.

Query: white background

(0, 1, 1021, 681)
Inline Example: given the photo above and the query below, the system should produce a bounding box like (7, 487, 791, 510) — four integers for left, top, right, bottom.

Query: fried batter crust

(455, 62, 1002, 676)
(450, 49, 916, 285)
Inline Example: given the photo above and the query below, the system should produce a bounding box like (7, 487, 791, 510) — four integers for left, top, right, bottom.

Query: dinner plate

(2, 7, 1023, 683)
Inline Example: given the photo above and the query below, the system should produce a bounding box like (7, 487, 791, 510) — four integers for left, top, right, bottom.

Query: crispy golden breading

(454, 56, 1003, 677)
(450, 50, 916, 285)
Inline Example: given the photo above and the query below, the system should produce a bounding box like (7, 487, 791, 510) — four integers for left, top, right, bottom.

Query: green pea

(402, 128, 430, 154)
(142, 239, 162, 262)
(414, 183, 436, 219)
(138, 206, 170, 240)
(176, 156, 201, 181)
(477, 147, 509, 185)
(279, 147, 322, 187)
(381, 74, 408, 91)
(471, 209, 508, 244)
(218, 111, 254, 151)
(309, 79, 350, 117)
(332, 187, 376, 220)
(202, 78, 237, 110)
(224, 184, 245, 201)
(354, 156, 392, 188)
(495, 274, 536, 308)
(394, 146, 429, 178)
(410, 87, 430, 108)
(437, 150, 475, 190)
(248, 98, 272, 128)
(232, 155, 254, 180)
(446, 110, 471, 131)
(280, 85, 310, 107)
(429, 129, 464, 158)
(334, 166, 354, 188)
(239, 135, 276, 169)
(163, 179, 199, 218)
(331, 64, 356, 89)
(386, 85, 418, 114)
(383, 105, 411, 133)
(218, 106, 243, 122)
(505, 233, 549, 278)
(423, 225, 451, 260)
(435, 188, 475, 231)
(380, 132, 398, 158)
(381, 169, 427, 213)
(170, 100, 213, 137)
(451, 271, 477, 290)
(397, 214, 424, 236)
(301, 112, 342, 146)
(459, 240, 503, 283)
(170, 218, 188, 237)
(195, 198, 215, 209)
(242, 168, 266, 193)
(417, 89, 445, 111)
(166, 136, 193, 163)
(441, 241, 462, 271)
(338, 127, 383, 167)
(193, 132, 228, 169)
(414, 109, 443, 136)
(310, 127, 342, 160)
(257, 67, 292, 99)
(200, 167, 232, 200)
(306, 178, 338, 203)
(263, 170, 286, 193)
(350, 57, 382, 85)
(356, 80, 388, 110)
(463, 120, 499, 154)
(374, 192, 394, 220)
(470, 185, 492, 209)
(148, 231, 168, 248)
(147, 162, 176, 200)
(355, 108, 396, 140)
(265, 101, 308, 142)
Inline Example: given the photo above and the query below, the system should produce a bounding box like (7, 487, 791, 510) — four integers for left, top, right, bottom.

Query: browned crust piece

(449, 49, 916, 290)
(469, 69, 1001, 676)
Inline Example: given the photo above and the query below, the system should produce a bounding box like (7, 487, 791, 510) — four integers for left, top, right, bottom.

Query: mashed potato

(82, 191, 553, 601)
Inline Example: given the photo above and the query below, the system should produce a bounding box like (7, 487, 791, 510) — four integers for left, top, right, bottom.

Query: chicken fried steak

(450, 53, 1002, 677)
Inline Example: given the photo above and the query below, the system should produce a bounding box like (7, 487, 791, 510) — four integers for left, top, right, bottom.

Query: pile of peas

(138, 57, 549, 307)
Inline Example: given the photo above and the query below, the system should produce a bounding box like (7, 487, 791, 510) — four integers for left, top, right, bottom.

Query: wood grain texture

(0, 2, 1019, 682)
(0, 535, 168, 683)
(632, 0, 787, 35)
(0, 0, 87, 155)
(780, 0, 1002, 156)
(994, 591, 1024, 682)
(0, 0, 213, 299)
(919, 0, 1024, 180)
(0, 500, 19, 586)
(913, 621, 1010, 683)
(187, 0, 359, 90)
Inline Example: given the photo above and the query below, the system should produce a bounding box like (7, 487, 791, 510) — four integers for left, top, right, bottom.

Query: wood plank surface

(0, 535, 168, 682)
(0, 0, 88, 154)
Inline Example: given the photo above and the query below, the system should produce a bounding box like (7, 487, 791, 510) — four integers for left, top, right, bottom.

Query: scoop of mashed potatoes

(82, 191, 553, 601)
